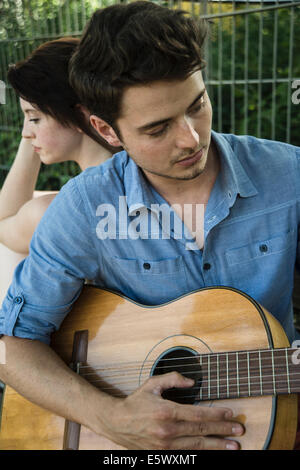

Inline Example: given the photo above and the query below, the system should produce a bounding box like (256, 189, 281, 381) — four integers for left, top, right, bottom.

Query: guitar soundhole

(151, 347, 202, 405)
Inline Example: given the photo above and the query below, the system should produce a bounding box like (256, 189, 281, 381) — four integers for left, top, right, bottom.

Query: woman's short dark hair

(69, 1, 208, 131)
(7, 38, 115, 152)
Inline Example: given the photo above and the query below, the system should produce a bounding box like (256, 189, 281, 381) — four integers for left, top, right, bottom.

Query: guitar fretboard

(198, 347, 300, 401)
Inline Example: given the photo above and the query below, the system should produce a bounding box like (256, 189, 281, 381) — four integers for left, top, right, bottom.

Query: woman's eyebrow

(23, 108, 38, 114)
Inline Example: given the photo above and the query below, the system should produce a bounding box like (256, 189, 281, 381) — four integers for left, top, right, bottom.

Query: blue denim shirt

(0, 131, 299, 344)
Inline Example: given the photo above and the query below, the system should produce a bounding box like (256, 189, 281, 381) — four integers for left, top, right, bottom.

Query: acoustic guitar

(0, 285, 298, 450)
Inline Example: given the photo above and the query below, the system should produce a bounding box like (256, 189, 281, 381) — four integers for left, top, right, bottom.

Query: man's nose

(175, 118, 199, 150)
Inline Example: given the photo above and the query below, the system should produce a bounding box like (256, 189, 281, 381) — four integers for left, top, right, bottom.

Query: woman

(0, 38, 116, 304)
(0, 37, 115, 255)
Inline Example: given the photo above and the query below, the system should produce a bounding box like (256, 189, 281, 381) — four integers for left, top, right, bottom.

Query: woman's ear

(90, 115, 122, 147)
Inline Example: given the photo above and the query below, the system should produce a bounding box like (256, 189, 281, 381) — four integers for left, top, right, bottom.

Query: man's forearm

(0, 336, 244, 450)
(0, 335, 116, 435)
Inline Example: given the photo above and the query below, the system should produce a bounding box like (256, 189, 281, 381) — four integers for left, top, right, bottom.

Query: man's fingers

(171, 402, 236, 423)
(141, 372, 236, 424)
(170, 417, 244, 439)
(142, 371, 195, 396)
(142, 372, 232, 417)
(133, 372, 243, 450)
(171, 436, 240, 450)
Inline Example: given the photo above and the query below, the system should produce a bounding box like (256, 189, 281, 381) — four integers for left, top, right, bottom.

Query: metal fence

(203, 0, 300, 144)
(0, 0, 299, 187)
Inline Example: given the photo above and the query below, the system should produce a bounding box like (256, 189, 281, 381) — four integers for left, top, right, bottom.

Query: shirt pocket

(225, 230, 295, 266)
(107, 255, 189, 305)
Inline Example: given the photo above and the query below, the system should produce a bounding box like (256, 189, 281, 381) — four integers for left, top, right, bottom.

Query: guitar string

(86, 368, 300, 385)
(79, 366, 297, 385)
(78, 347, 298, 372)
(79, 357, 296, 375)
(78, 356, 299, 379)
(79, 369, 300, 392)
(86, 387, 296, 400)
(87, 372, 300, 388)
(85, 375, 300, 398)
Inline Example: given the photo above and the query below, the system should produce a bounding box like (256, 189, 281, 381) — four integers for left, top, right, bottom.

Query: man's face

(115, 70, 213, 183)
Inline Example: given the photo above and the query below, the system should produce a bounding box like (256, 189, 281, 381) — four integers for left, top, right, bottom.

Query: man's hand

(0, 338, 243, 450)
(95, 371, 244, 450)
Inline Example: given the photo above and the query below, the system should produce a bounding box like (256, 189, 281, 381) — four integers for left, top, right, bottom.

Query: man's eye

(29, 118, 40, 123)
(149, 125, 169, 138)
(190, 98, 206, 114)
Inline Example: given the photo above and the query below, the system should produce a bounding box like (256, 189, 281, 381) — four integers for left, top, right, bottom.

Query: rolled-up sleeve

(0, 178, 99, 344)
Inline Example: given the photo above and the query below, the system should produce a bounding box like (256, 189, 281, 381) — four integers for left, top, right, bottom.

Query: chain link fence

(0, 0, 299, 189)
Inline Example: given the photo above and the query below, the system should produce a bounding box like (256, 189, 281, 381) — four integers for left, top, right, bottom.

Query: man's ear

(90, 115, 122, 147)
(74, 104, 90, 133)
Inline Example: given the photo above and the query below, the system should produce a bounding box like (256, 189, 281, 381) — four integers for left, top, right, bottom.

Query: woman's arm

(0, 193, 57, 253)
(0, 138, 57, 253)
(0, 137, 41, 219)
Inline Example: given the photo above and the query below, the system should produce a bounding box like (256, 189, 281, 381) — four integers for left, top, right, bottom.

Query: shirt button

(14, 296, 23, 304)
(143, 262, 151, 270)
(259, 244, 268, 253)
(203, 263, 211, 271)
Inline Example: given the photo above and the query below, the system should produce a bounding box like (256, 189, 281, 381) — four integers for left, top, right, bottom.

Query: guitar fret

(271, 349, 276, 394)
(247, 352, 250, 396)
(216, 354, 220, 399)
(199, 355, 203, 401)
(285, 348, 291, 394)
(259, 350, 263, 395)
(261, 350, 272, 395)
(226, 352, 229, 398)
(273, 348, 290, 395)
(207, 354, 210, 400)
(236, 352, 240, 397)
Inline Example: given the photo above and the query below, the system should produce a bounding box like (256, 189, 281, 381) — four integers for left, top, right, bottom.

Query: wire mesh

(0, 0, 299, 186)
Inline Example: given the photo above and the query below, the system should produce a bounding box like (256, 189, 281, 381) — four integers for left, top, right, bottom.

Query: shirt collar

(124, 156, 159, 216)
(123, 130, 258, 215)
(211, 130, 258, 199)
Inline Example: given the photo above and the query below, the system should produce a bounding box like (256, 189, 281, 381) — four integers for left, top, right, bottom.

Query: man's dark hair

(8, 38, 116, 152)
(69, 1, 208, 131)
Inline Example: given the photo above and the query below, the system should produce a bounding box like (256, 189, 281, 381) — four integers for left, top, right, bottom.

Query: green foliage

(207, 6, 300, 143)
(0, 0, 112, 189)
(0, 1, 299, 190)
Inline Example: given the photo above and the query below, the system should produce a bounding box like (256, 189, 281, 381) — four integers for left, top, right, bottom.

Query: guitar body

(0, 286, 297, 450)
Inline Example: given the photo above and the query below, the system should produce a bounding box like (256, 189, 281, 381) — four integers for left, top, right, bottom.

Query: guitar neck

(198, 347, 300, 401)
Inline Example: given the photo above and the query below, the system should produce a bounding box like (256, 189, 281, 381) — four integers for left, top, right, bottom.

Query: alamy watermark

(292, 79, 300, 105)
(95, 196, 204, 250)
(0, 80, 6, 105)
(292, 340, 300, 364)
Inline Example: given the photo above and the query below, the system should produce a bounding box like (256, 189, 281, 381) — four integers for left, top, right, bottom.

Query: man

(0, 1, 299, 450)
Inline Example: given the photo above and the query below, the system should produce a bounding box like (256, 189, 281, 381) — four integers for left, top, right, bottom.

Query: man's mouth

(176, 148, 204, 167)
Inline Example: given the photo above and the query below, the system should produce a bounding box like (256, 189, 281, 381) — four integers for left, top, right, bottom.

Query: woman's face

(20, 98, 83, 164)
